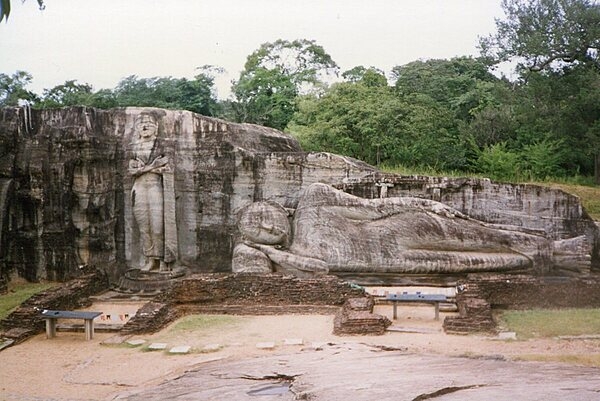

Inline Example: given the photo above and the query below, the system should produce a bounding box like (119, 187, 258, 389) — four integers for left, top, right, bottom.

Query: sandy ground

(1, 304, 600, 401)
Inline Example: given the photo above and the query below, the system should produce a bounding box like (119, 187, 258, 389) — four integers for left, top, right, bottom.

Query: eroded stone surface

(115, 343, 600, 401)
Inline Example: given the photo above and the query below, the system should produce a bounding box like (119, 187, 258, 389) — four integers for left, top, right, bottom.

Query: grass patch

(514, 354, 600, 367)
(548, 183, 600, 221)
(0, 281, 57, 320)
(499, 308, 600, 339)
(379, 164, 474, 179)
(168, 315, 240, 333)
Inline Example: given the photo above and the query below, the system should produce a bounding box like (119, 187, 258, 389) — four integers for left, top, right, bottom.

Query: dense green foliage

(112, 70, 220, 115)
(0, 68, 222, 117)
(2, 0, 599, 183)
(0, 71, 39, 106)
(288, 0, 600, 182)
(229, 39, 338, 130)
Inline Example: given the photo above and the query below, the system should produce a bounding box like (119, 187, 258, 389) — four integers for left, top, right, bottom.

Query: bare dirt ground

(2, 304, 600, 401)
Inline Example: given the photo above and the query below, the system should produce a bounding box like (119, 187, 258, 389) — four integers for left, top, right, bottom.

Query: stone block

(202, 343, 222, 352)
(497, 332, 517, 340)
(283, 338, 304, 346)
(169, 345, 191, 354)
(256, 342, 276, 350)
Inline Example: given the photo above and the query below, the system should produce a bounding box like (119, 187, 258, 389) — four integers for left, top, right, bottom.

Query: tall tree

(392, 57, 501, 121)
(231, 39, 338, 130)
(289, 78, 465, 170)
(480, 0, 600, 182)
(479, 0, 600, 73)
(37, 80, 94, 108)
(0, 70, 38, 106)
(113, 70, 219, 116)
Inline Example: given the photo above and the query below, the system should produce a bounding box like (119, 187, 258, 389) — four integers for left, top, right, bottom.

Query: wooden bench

(39, 310, 103, 341)
(386, 293, 448, 321)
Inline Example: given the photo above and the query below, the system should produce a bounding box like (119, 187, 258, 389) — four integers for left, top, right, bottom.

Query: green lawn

(499, 308, 600, 339)
(0, 281, 56, 320)
(168, 314, 239, 333)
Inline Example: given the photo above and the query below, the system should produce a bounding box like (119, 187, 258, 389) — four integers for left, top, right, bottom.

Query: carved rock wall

(340, 175, 600, 273)
(1, 106, 598, 282)
(0, 107, 375, 281)
(341, 175, 596, 240)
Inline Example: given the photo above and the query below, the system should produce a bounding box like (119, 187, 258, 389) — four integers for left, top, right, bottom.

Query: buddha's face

(239, 202, 290, 245)
(135, 115, 158, 139)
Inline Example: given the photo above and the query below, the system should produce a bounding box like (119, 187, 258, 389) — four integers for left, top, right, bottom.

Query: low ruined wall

(162, 273, 365, 306)
(333, 297, 391, 336)
(121, 273, 366, 335)
(443, 274, 600, 334)
(0, 268, 109, 342)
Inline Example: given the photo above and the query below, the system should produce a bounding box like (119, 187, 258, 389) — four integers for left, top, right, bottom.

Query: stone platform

(115, 268, 187, 294)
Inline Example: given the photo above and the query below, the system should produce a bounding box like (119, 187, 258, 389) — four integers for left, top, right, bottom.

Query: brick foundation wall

(161, 273, 365, 306)
(0, 268, 109, 341)
(443, 274, 600, 334)
(122, 273, 367, 335)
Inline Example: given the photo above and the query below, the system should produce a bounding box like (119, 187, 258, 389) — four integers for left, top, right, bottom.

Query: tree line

(2, 0, 599, 183)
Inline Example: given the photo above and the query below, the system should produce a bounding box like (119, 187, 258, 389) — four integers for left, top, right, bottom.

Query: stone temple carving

(0, 106, 598, 284)
(128, 112, 177, 272)
(233, 183, 585, 277)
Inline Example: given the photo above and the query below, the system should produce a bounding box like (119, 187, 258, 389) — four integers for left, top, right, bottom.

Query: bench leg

(392, 302, 398, 320)
(84, 319, 94, 341)
(45, 319, 57, 339)
(434, 303, 440, 321)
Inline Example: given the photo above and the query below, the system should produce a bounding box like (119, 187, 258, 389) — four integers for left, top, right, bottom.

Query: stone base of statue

(114, 267, 186, 294)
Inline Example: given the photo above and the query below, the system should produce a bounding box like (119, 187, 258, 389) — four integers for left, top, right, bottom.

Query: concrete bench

(39, 310, 103, 340)
(386, 293, 448, 321)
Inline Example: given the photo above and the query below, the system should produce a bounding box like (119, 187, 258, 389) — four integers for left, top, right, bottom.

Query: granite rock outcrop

(0, 106, 598, 284)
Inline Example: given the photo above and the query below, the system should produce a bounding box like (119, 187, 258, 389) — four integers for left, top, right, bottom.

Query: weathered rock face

(0, 106, 598, 283)
(234, 183, 597, 277)
(0, 106, 372, 282)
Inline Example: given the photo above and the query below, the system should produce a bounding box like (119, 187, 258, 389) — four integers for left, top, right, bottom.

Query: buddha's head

(238, 201, 290, 245)
(135, 114, 158, 139)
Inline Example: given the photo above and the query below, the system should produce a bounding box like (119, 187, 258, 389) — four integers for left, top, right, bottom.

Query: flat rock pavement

(115, 342, 600, 401)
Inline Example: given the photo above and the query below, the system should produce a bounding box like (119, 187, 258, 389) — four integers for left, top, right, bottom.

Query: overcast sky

(0, 0, 505, 98)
